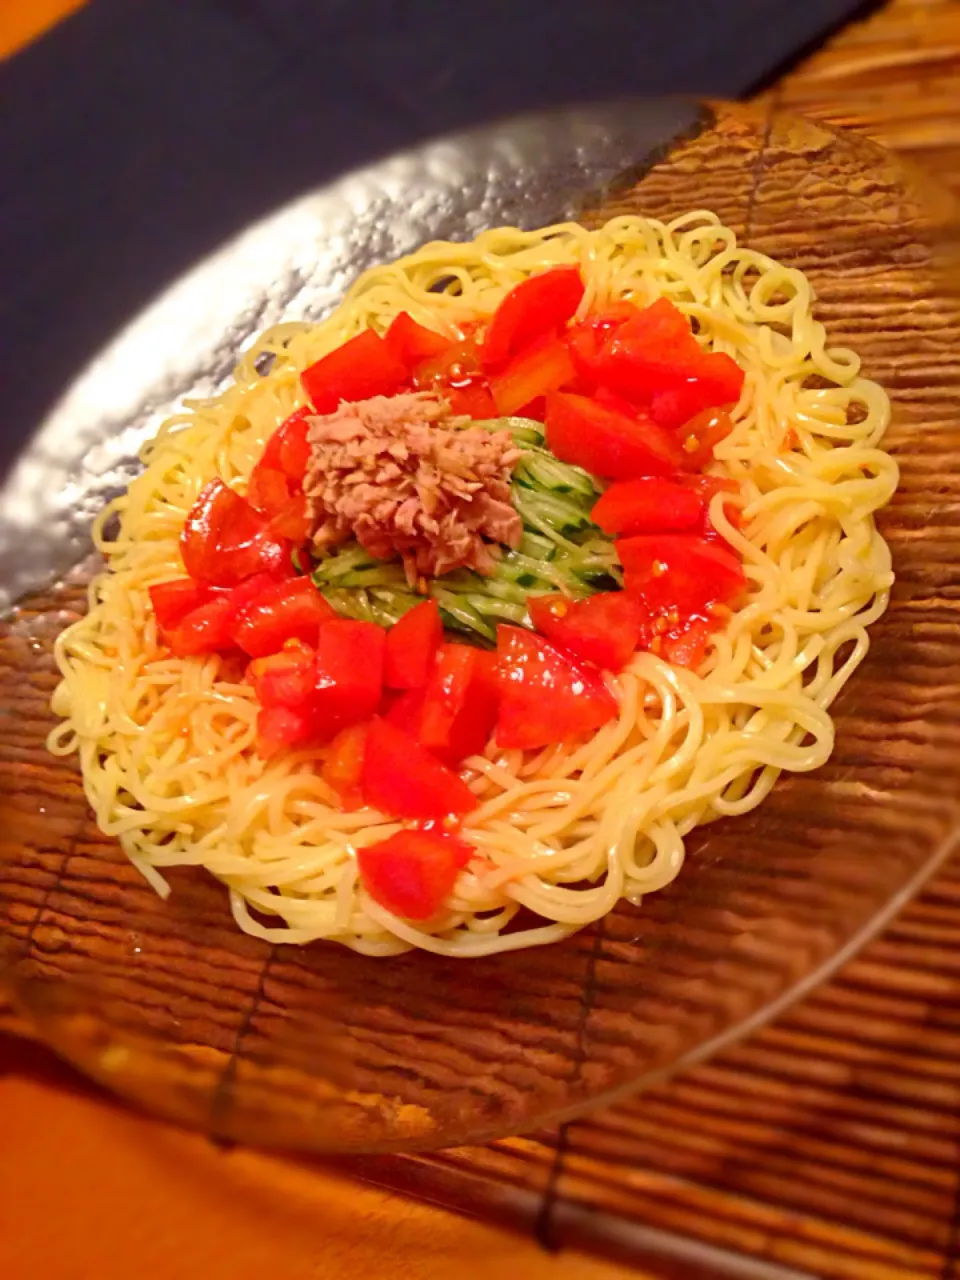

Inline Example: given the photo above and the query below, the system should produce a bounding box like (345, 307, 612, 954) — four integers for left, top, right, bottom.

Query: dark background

(0, 0, 872, 475)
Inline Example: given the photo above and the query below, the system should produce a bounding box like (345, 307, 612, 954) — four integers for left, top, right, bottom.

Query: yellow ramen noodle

(47, 213, 898, 957)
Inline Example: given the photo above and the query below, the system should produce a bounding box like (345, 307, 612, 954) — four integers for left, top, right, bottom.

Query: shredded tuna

(303, 392, 524, 588)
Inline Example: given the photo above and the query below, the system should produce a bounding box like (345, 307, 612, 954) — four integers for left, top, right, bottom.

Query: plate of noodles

(2, 100, 959, 1152)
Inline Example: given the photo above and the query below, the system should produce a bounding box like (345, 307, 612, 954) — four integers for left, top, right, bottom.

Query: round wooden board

(2, 101, 959, 1154)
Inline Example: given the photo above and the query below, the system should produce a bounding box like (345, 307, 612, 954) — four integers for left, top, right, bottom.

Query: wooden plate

(2, 100, 959, 1153)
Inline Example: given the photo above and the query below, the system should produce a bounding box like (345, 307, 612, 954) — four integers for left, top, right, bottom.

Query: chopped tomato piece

(232, 577, 337, 658)
(259, 408, 313, 481)
(490, 335, 577, 416)
(384, 312, 453, 368)
(689, 352, 744, 406)
(619, 534, 746, 613)
(246, 464, 291, 517)
(256, 705, 314, 758)
(648, 384, 710, 430)
(516, 395, 547, 422)
(248, 640, 316, 708)
(494, 625, 618, 750)
(648, 355, 744, 429)
(591, 299, 704, 405)
(592, 300, 646, 331)
(149, 578, 216, 632)
(545, 391, 681, 480)
(564, 326, 605, 388)
(308, 620, 386, 739)
(442, 649, 498, 764)
(251, 625, 384, 750)
(362, 718, 478, 819)
(622, 297, 693, 345)
(591, 477, 704, 536)
(419, 644, 477, 751)
(596, 338, 703, 407)
(526, 591, 645, 673)
(384, 649, 497, 766)
(445, 382, 498, 418)
(593, 298, 745, 420)
(268, 495, 311, 544)
(681, 474, 742, 543)
(246, 466, 311, 542)
(677, 408, 736, 471)
(384, 599, 442, 689)
(482, 267, 585, 371)
(472, 649, 502, 701)
(676, 473, 740, 500)
(163, 571, 279, 658)
(662, 621, 713, 670)
(322, 721, 370, 811)
(414, 338, 482, 386)
(301, 330, 408, 414)
(590, 385, 648, 419)
(246, 408, 315, 542)
(564, 301, 644, 388)
(384, 686, 426, 736)
(181, 479, 290, 586)
(165, 594, 235, 657)
(413, 338, 497, 419)
(226, 569, 288, 613)
(357, 829, 473, 920)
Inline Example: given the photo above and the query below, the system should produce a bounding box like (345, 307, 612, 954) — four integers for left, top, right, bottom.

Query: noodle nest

(48, 213, 898, 957)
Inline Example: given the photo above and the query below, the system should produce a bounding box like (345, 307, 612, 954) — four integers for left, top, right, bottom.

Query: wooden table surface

(3, 2, 960, 1279)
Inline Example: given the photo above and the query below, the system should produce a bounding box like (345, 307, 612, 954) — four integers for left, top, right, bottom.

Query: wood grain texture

(4, 5, 960, 1280)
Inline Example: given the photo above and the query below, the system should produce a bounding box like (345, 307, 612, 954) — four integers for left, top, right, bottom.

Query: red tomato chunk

(440, 649, 499, 764)
(301, 330, 408, 414)
(149, 578, 215, 632)
(321, 721, 370, 811)
(545, 392, 681, 480)
(311, 620, 385, 734)
(248, 640, 316, 708)
(154, 570, 283, 658)
(490, 335, 576, 417)
(362, 718, 478, 820)
(256, 705, 315, 759)
(592, 298, 744, 419)
(677, 408, 735, 472)
(418, 643, 478, 752)
(563, 301, 644, 388)
(251, 620, 385, 755)
(384, 646, 498, 766)
(413, 339, 498, 420)
(619, 534, 746, 614)
(527, 592, 644, 673)
(357, 829, 473, 920)
(591, 477, 704, 536)
(181, 479, 290, 587)
(164, 594, 236, 657)
(260, 407, 313, 479)
(383, 599, 442, 689)
(482, 267, 585, 371)
(247, 408, 314, 543)
(232, 577, 337, 658)
(494, 625, 618, 750)
(384, 312, 453, 368)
